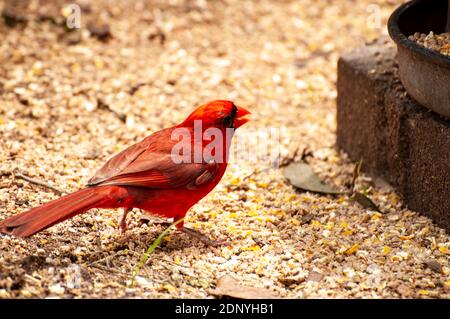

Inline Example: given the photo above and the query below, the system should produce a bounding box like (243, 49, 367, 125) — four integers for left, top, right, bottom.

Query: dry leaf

(424, 260, 443, 274)
(283, 162, 341, 195)
(352, 192, 382, 213)
(211, 275, 278, 299)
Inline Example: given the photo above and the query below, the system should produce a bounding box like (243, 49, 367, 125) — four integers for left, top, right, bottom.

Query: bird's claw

(180, 227, 229, 247)
(145, 220, 229, 246)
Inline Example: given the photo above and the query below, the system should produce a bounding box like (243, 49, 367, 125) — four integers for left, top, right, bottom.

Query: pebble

(48, 284, 65, 295)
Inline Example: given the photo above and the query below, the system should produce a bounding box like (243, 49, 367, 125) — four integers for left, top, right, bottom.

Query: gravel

(0, 0, 449, 299)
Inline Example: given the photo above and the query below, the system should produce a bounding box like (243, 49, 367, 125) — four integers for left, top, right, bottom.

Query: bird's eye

(223, 115, 233, 127)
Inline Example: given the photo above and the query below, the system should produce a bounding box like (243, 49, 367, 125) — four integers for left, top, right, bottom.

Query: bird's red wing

(88, 129, 171, 186)
(87, 141, 148, 186)
(94, 155, 218, 189)
(96, 168, 171, 188)
(87, 127, 218, 189)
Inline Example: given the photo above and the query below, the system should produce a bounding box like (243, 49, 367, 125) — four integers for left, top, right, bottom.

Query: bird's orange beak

(234, 106, 251, 128)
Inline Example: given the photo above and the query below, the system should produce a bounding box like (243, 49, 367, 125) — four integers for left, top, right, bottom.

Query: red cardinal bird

(0, 100, 250, 245)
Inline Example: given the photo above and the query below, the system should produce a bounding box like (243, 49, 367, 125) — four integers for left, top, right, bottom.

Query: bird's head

(180, 100, 251, 129)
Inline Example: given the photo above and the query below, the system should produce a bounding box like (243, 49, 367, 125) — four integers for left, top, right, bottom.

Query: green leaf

(352, 192, 382, 213)
(283, 162, 341, 195)
(129, 218, 184, 287)
(350, 159, 363, 192)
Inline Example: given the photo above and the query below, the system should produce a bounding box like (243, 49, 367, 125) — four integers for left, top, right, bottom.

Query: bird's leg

(119, 208, 131, 234)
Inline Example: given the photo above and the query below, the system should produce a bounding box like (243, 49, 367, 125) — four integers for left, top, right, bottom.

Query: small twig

(24, 273, 41, 284)
(89, 250, 126, 267)
(242, 168, 260, 182)
(301, 147, 314, 162)
(7, 171, 65, 195)
(141, 255, 192, 269)
(225, 168, 260, 192)
(90, 264, 130, 279)
(128, 82, 151, 95)
(251, 236, 266, 247)
(350, 159, 363, 194)
(97, 98, 126, 123)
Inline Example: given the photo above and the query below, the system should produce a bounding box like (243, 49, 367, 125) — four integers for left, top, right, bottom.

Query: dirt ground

(0, 0, 449, 298)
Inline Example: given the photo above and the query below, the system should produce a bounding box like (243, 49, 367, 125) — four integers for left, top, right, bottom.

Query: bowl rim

(388, 0, 450, 69)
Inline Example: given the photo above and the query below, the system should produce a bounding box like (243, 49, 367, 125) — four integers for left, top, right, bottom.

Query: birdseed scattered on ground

(0, 0, 449, 299)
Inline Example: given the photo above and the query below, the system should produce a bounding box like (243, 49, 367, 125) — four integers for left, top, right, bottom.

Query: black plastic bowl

(388, 0, 450, 118)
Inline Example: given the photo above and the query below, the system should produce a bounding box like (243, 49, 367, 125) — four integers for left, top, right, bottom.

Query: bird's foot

(146, 220, 229, 247)
(180, 227, 229, 247)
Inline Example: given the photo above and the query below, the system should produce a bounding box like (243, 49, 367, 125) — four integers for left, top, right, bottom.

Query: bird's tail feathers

(0, 188, 107, 237)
